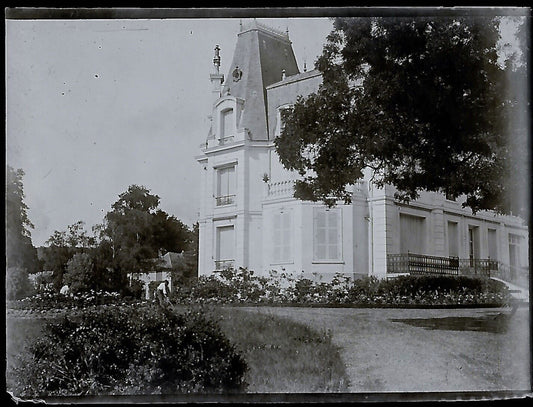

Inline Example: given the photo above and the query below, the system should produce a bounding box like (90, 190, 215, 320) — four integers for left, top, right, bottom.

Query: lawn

(206, 306, 349, 392)
(241, 306, 530, 393)
(5, 305, 349, 396)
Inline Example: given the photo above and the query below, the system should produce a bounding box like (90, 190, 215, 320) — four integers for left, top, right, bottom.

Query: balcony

(215, 194, 235, 206)
(267, 180, 295, 198)
(215, 259, 235, 270)
(219, 135, 234, 145)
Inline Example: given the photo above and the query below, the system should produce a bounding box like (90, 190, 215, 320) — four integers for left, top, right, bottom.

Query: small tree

(63, 253, 95, 294)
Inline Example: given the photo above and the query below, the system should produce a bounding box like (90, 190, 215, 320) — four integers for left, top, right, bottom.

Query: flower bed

(7, 289, 145, 312)
(170, 268, 510, 307)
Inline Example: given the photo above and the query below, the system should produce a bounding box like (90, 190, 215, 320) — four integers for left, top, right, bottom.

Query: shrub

(6, 266, 34, 300)
(128, 278, 145, 299)
(169, 268, 509, 307)
(11, 305, 247, 397)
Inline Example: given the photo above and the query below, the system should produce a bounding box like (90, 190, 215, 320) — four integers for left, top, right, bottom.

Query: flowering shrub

(7, 288, 137, 311)
(11, 305, 247, 397)
(170, 268, 510, 307)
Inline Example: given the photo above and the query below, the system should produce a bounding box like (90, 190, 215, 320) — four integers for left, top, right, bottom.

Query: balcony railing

(215, 259, 235, 270)
(215, 194, 235, 206)
(267, 180, 295, 198)
(387, 253, 527, 285)
(219, 135, 234, 145)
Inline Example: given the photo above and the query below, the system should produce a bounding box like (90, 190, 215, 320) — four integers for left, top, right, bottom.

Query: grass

(6, 305, 349, 395)
(206, 306, 350, 393)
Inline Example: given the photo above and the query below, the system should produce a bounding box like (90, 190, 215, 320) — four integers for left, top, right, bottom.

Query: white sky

(6, 15, 522, 247)
(6, 17, 334, 246)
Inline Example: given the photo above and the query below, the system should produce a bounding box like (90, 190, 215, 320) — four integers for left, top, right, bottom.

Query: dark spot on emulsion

(95, 74, 99, 78)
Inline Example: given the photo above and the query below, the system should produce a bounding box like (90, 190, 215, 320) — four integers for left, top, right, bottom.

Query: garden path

(240, 306, 530, 393)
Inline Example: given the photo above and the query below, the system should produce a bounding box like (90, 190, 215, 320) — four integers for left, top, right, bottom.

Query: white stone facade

(196, 21, 528, 281)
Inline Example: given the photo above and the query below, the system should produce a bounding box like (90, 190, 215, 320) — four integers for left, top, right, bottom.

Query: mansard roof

(221, 20, 300, 141)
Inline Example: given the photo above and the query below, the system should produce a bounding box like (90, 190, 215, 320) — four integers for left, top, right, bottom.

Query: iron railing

(215, 194, 235, 206)
(220, 136, 234, 145)
(214, 259, 235, 270)
(387, 253, 528, 285)
(387, 253, 460, 276)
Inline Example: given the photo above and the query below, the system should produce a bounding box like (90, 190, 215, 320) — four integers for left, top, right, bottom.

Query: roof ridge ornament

(213, 45, 221, 74)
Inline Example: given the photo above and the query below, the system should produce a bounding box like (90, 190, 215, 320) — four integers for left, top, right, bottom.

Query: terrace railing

(388, 253, 528, 286)
(387, 253, 460, 276)
(267, 180, 295, 198)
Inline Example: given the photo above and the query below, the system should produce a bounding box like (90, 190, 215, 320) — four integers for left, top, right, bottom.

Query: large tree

(6, 166, 39, 272)
(102, 185, 192, 278)
(275, 16, 528, 216)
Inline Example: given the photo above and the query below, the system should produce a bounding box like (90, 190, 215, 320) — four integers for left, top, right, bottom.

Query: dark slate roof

(222, 20, 300, 141)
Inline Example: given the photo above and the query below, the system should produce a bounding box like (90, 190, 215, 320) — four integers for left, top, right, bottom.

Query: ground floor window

(488, 228, 498, 260)
(400, 213, 426, 255)
(313, 207, 342, 261)
(468, 226, 480, 265)
(447, 221, 459, 257)
(508, 233, 522, 268)
(272, 210, 292, 264)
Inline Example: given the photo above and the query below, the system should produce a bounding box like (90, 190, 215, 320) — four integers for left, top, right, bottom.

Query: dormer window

(275, 105, 292, 137)
(220, 108, 234, 144)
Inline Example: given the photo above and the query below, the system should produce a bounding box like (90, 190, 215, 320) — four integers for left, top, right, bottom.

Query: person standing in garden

(156, 279, 172, 308)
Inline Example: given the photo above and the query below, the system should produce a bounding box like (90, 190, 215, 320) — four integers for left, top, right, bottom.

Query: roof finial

(239, 19, 243, 31)
(281, 69, 286, 80)
(286, 26, 289, 37)
(303, 60, 307, 72)
(213, 45, 221, 73)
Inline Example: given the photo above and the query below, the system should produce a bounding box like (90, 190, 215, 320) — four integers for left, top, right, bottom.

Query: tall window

(508, 234, 522, 268)
(313, 208, 342, 261)
(400, 214, 426, 254)
(221, 108, 234, 143)
(468, 226, 480, 265)
(272, 211, 292, 264)
(216, 166, 236, 206)
(216, 226, 235, 270)
(447, 221, 459, 257)
(488, 229, 498, 260)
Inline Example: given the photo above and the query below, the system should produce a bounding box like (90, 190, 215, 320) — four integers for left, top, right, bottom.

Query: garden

(6, 270, 511, 399)
(169, 268, 511, 307)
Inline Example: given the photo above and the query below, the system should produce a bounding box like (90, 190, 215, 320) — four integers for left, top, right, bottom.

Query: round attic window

(232, 66, 243, 82)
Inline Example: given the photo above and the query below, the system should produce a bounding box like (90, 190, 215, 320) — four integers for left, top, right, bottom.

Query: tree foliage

(6, 266, 34, 300)
(6, 166, 40, 272)
(42, 221, 96, 290)
(63, 253, 95, 294)
(275, 16, 527, 215)
(103, 185, 193, 276)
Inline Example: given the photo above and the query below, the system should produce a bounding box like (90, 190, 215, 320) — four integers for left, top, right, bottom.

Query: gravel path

(239, 306, 530, 393)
